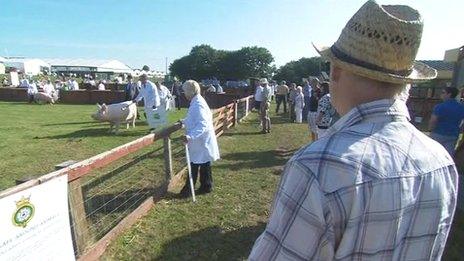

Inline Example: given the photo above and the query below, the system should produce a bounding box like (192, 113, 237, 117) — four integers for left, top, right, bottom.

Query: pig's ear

(96, 103, 102, 109)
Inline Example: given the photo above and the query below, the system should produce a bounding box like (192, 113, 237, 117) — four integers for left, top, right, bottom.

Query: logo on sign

(12, 196, 35, 228)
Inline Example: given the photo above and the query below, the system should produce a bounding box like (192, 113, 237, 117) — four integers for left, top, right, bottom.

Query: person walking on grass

(307, 85, 320, 140)
(250, 1, 457, 260)
(293, 86, 305, 123)
(288, 83, 297, 122)
(179, 80, 220, 197)
(429, 87, 464, 155)
(133, 74, 160, 131)
(260, 78, 272, 133)
(275, 80, 289, 114)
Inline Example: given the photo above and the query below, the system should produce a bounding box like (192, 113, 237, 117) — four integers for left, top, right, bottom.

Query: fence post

(245, 97, 249, 117)
(68, 178, 91, 255)
(234, 101, 238, 126)
(162, 136, 173, 196)
(223, 107, 229, 130)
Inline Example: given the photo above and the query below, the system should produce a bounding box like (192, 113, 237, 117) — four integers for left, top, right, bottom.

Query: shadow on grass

(217, 149, 297, 171)
(36, 127, 148, 139)
(42, 121, 100, 126)
(156, 223, 265, 260)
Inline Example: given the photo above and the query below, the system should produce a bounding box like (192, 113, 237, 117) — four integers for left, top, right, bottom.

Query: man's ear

(330, 64, 341, 83)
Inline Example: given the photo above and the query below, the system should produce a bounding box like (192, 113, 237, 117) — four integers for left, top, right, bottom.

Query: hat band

(331, 46, 413, 76)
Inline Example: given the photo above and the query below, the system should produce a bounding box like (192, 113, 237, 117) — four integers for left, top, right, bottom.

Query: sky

(1, 0, 463, 72)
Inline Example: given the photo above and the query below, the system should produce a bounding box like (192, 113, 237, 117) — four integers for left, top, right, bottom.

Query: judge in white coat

(27, 80, 37, 103)
(180, 80, 220, 197)
(154, 82, 172, 126)
(133, 74, 160, 130)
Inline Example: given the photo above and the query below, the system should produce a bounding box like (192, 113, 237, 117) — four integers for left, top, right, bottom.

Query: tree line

(169, 44, 329, 84)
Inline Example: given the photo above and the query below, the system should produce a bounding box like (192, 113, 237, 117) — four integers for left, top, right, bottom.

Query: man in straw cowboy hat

(249, 1, 458, 260)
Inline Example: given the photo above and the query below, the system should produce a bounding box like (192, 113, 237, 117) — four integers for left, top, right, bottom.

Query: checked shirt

(249, 99, 458, 260)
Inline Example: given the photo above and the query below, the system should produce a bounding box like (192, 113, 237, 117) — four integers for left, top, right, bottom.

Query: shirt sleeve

(432, 104, 442, 117)
(249, 160, 334, 260)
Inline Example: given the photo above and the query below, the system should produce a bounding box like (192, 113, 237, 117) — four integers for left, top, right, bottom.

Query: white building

(3, 58, 50, 75)
(43, 58, 133, 75)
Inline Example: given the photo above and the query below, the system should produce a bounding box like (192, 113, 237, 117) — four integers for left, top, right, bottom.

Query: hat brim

(312, 43, 437, 84)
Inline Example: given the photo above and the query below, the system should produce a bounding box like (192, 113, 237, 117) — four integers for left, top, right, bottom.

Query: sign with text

(0, 175, 75, 261)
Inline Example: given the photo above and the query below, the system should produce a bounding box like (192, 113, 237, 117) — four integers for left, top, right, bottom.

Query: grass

(0, 101, 187, 191)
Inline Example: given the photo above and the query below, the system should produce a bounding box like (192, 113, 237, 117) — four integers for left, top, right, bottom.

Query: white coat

(135, 80, 160, 108)
(43, 83, 55, 95)
(183, 94, 220, 164)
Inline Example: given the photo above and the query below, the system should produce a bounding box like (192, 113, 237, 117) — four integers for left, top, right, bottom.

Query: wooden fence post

(234, 101, 238, 126)
(245, 97, 249, 117)
(161, 136, 173, 196)
(68, 178, 91, 255)
(223, 107, 229, 130)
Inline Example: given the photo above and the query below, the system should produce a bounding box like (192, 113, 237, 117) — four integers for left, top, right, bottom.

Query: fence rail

(0, 95, 254, 260)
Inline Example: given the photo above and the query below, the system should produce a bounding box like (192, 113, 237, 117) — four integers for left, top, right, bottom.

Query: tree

(170, 45, 275, 81)
(274, 57, 329, 84)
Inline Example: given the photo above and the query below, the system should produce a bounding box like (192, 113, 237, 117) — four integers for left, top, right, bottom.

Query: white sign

(0, 175, 75, 261)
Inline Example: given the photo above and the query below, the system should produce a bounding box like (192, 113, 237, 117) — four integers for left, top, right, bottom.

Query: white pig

(34, 92, 57, 104)
(91, 101, 137, 133)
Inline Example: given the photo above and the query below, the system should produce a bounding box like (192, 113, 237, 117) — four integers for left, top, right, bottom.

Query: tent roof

(43, 58, 132, 73)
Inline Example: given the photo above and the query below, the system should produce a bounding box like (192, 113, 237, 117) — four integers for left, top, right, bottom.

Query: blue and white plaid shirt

(250, 99, 458, 260)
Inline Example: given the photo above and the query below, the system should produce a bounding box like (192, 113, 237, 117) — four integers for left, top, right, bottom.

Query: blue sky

(1, 0, 463, 71)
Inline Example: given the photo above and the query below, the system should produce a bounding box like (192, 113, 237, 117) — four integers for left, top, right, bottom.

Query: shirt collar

(326, 99, 410, 136)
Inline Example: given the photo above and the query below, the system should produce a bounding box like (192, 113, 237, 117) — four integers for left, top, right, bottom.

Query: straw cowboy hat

(259, 78, 269, 84)
(313, 0, 437, 84)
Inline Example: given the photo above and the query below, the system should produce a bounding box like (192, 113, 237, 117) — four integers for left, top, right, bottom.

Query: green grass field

(0, 101, 187, 191)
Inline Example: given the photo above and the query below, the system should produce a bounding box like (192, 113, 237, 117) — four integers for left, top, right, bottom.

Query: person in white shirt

(72, 79, 79, 90)
(294, 86, 305, 123)
(215, 84, 224, 93)
(153, 82, 172, 126)
(97, 81, 106, 90)
(27, 80, 38, 103)
(43, 80, 55, 95)
(206, 84, 216, 93)
(254, 81, 264, 111)
(179, 80, 220, 197)
(133, 74, 160, 131)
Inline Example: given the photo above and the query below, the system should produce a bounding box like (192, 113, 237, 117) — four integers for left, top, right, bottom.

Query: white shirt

(43, 83, 55, 95)
(27, 82, 38, 95)
(207, 86, 216, 92)
(134, 80, 160, 108)
(254, 86, 264, 102)
(183, 94, 220, 163)
(71, 80, 79, 90)
(158, 85, 172, 109)
(98, 83, 105, 90)
(216, 85, 224, 93)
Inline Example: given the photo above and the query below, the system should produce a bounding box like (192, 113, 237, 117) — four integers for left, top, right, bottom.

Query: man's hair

(182, 80, 201, 97)
(444, 87, 459, 98)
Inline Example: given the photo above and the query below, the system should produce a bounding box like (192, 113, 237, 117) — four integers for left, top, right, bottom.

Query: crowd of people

(253, 76, 340, 140)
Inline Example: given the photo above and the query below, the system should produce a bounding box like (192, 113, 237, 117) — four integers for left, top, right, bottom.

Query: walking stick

(185, 144, 196, 202)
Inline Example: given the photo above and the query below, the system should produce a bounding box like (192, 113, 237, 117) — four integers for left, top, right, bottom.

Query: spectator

(316, 82, 334, 139)
(307, 85, 321, 140)
(302, 79, 312, 122)
(206, 84, 216, 92)
(288, 83, 297, 122)
(124, 75, 140, 101)
(249, 1, 457, 260)
(171, 79, 182, 110)
(275, 80, 289, 114)
(254, 81, 263, 112)
(154, 81, 172, 126)
(97, 81, 105, 90)
(43, 79, 55, 96)
(179, 80, 220, 197)
(215, 83, 224, 93)
(260, 78, 272, 133)
(429, 87, 464, 155)
(293, 86, 305, 123)
(27, 80, 37, 103)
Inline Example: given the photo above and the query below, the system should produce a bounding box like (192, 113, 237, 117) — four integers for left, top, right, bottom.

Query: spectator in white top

(215, 83, 224, 93)
(179, 80, 220, 197)
(254, 81, 264, 111)
(72, 78, 79, 90)
(27, 80, 38, 103)
(97, 81, 106, 90)
(206, 84, 216, 92)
